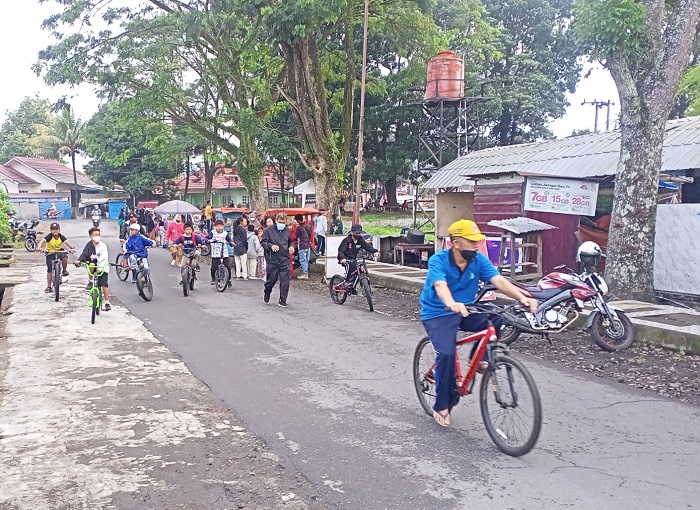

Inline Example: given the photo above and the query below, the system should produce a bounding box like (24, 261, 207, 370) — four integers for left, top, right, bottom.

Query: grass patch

(363, 225, 404, 236)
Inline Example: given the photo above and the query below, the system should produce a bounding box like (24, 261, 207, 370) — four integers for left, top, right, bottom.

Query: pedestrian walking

(232, 217, 249, 279)
(330, 213, 343, 235)
(146, 212, 156, 241)
(204, 200, 213, 232)
(314, 209, 328, 255)
(294, 214, 312, 279)
(165, 214, 185, 265)
(117, 208, 125, 229)
(247, 224, 261, 279)
(261, 212, 295, 307)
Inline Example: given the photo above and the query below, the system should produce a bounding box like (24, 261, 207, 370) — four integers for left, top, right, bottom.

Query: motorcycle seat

(524, 286, 562, 300)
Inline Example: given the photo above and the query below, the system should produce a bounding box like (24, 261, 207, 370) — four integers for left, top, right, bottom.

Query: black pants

(211, 257, 232, 282)
(264, 260, 290, 304)
(344, 261, 358, 285)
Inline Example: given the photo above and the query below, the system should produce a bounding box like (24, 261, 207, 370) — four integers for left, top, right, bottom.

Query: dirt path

(292, 277, 700, 405)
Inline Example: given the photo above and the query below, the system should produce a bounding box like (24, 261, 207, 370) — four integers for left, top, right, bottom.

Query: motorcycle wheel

(24, 237, 36, 252)
(499, 324, 521, 345)
(589, 310, 635, 351)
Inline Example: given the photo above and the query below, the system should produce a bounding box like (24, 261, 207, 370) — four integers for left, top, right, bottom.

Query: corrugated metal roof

(487, 217, 558, 234)
(425, 116, 700, 189)
(0, 165, 39, 184)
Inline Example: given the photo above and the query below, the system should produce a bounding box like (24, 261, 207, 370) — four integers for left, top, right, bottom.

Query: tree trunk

(314, 169, 340, 212)
(71, 151, 79, 217)
(605, 116, 664, 300)
(385, 176, 398, 207)
(237, 132, 268, 212)
(184, 155, 191, 201)
(203, 157, 214, 203)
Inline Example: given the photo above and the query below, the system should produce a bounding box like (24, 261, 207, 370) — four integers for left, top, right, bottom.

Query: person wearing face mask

(260, 212, 295, 307)
(337, 224, 379, 291)
(75, 227, 111, 311)
(419, 219, 538, 428)
(165, 214, 185, 266)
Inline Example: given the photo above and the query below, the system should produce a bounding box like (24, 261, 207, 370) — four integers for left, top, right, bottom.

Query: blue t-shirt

(420, 250, 499, 321)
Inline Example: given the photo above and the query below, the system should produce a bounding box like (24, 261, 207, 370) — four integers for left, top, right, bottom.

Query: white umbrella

(154, 200, 201, 215)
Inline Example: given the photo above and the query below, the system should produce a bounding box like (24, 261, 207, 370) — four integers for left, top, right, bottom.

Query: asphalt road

(73, 220, 700, 509)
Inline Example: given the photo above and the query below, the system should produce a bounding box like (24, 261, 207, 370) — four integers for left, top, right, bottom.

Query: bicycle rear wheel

(137, 271, 154, 301)
(215, 264, 229, 292)
(53, 262, 61, 302)
(329, 275, 348, 305)
(90, 288, 100, 324)
(115, 253, 129, 281)
(413, 336, 437, 416)
(360, 277, 373, 312)
(479, 354, 542, 457)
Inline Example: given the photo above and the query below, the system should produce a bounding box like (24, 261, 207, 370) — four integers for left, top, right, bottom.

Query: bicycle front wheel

(115, 253, 129, 281)
(182, 268, 190, 297)
(479, 354, 542, 457)
(53, 263, 61, 302)
(137, 271, 154, 301)
(90, 288, 100, 324)
(360, 277, 373, 312)
(215, 264, 229, 292)
(413, 336, 437, 416)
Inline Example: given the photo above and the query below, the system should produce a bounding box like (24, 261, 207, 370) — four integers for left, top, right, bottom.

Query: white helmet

(577, 241, 602, 268)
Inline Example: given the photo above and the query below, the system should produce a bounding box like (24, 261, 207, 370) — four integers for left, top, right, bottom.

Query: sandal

(433, 409, 450, 427)
(44, 286, 52, 293)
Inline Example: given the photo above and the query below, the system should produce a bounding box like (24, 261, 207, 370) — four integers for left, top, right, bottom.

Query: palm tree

(30, 107, 86, 214)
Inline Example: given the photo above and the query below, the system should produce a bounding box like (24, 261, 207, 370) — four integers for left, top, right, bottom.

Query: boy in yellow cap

(419, 219, 537, 427)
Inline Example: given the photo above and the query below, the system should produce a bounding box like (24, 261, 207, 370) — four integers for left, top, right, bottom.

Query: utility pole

(352, 0, 370, 225)
(581, 99, 615, 132)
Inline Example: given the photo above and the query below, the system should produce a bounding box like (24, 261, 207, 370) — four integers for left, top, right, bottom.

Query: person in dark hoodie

(261, 212, 295, 308)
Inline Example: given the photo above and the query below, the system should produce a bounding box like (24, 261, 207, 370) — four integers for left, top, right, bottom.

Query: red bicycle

(413, 304, 542, 457)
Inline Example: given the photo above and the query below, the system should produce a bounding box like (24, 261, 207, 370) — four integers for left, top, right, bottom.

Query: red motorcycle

(478, 266, 635, 352)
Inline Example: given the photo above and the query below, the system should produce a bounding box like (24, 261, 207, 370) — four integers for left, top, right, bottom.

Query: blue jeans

(422, 313, 503, 412)
(298, 248, 310, 274)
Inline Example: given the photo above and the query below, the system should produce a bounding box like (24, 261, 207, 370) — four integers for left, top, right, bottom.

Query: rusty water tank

(424, 50, 464, 101)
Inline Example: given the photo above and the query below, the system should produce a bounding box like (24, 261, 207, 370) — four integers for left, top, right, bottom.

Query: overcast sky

(0, 1, 620, 140)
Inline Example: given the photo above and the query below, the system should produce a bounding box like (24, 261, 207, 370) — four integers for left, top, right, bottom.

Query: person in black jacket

(261, 212, 295, 307)
(119, 212, 147, 241)
(232, 217, 249, 279)
(337, 224, 378, 288)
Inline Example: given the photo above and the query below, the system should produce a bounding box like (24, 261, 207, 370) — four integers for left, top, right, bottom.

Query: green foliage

(679, 66, 700, 116)
(0, 96, 52, 163)
(30, 107, 85, 167)
(82, 100, 181, 197)
(0, 188, 12, 244)
(573, 0, 648, 58)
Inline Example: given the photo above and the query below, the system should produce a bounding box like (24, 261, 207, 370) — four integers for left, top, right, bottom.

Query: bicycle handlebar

(79, 261, 107, 276)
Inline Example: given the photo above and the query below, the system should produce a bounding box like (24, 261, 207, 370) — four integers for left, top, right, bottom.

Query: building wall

(435, 191, 474, 241)
(654, 204, 700, 296)
(6, 161, 57, 191)
(1, 179, 19, 193)
(473, 182, 523, 236)
(525, 210, 580, 273)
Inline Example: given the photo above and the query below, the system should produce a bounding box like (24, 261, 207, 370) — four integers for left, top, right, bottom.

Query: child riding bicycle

(172, 222, 206, 271)
(36, 222, 76, 293)
(124, 223, 155, 283)
(75, 226, 111, 311)
(206, 218, 233, 287)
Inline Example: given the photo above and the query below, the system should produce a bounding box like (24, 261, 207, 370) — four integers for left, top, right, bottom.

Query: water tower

(407, 50, 489, 230)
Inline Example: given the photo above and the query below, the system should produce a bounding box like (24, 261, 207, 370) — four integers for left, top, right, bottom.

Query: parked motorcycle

(23, 219, 40, 252)
(479, 242, 635, 352)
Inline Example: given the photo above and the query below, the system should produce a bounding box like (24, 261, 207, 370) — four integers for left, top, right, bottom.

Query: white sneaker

(170, 260, 176, 266)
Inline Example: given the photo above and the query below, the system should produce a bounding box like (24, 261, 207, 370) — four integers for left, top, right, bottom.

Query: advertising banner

(524, 177, 598, 216)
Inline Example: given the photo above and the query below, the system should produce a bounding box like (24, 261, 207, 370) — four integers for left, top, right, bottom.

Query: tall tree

(83, 101, 181, 200)
(575, 0, 700, 299)
(0, 96, 52, 163)
(30, 106, 85, 213)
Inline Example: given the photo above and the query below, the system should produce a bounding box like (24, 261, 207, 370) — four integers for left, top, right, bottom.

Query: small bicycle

(329, 255, 374, 312)
(209, 241, 231, 292)
(117, 251, 154, 301)
(81, 262, 106, 324)
(413, 304, 542, 457)
(44, 250, 70, 302)
(181, 251, 198, 297)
